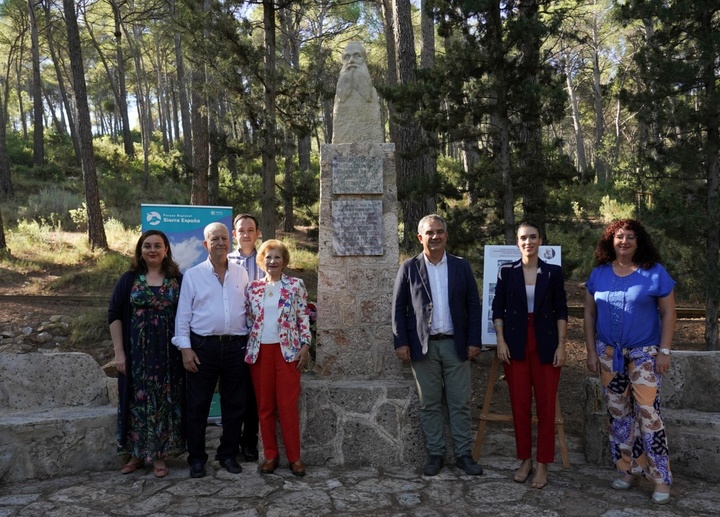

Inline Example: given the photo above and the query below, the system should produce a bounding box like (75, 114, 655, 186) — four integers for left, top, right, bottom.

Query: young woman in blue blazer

(491, 222, 568, 489)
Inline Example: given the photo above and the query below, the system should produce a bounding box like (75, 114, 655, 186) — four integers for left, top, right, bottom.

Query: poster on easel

(141, 204, 233, 273)
(481, 245, 562, 346)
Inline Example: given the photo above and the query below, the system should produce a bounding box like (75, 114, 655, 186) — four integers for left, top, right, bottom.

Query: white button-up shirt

(172, 258, 249, 349)
(423, 252, 454, 335)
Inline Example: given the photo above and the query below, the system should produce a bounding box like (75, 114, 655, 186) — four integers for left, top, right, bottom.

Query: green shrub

(18, 187, 82, 229)
(71, 308, 110, 345)
(48, 250, 130, 293)
(599, 195, 635, 223)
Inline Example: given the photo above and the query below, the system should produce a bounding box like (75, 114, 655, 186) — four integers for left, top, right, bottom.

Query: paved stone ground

(1, 427, 718, 517)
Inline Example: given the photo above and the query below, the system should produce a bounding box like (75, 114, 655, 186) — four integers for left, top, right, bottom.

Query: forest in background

(0, 0, 717, 348)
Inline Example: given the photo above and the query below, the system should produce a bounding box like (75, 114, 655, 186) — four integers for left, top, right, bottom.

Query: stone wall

(583, 350, 720, 482)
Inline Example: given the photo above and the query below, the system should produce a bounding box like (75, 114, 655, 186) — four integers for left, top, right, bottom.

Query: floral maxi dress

(117, 276, 185, 461)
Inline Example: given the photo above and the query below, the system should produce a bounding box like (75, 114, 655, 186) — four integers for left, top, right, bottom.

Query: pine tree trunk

(28, 0, 44, 167)
(171, 0, 193, 178)
(110, 0, 134, 158)
(591, 12, 606, 184)
(43, 1, 81, 164)
(565, 57, 587, 176)
(261, 0, 278, 239)
(489, 0, 514, 244)
(701, 7, 719, 350)
(393, 0, 434, 250)
(0, 208, 6, 251)
(381, 0, 397, 145)
(63, 0, 107, 250)
(517, 0, 546, 233)
(0, 109, 13, 197)
(191, 69, 209, 205)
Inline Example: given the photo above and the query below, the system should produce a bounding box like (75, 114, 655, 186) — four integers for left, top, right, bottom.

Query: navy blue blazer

(491, 259, 568, 364)
(392, 252, 482, 361)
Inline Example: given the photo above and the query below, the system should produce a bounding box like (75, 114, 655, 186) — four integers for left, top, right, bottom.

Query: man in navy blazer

(392, 214, 483, 476)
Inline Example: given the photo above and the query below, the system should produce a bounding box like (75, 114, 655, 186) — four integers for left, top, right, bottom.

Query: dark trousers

(241, 380, 259, 449)
(186, 333, 248, 466)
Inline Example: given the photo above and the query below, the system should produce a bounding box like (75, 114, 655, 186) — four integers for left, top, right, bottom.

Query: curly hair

(593, 219, 661, 269)
(130, 230, 181, 278)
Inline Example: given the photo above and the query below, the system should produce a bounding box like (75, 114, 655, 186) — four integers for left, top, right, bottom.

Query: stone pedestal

(304, 142, 423, 467)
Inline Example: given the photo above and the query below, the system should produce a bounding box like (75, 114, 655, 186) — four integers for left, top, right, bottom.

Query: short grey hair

(204, 222, 228, 240)
(417, 214, 447, 235)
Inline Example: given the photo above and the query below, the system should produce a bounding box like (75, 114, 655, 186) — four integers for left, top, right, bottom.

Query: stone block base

(299, 377, 425, 467)
(0, 353, 118, 482)
(0, 407, 117, 482)
(582, 376, 720, 482)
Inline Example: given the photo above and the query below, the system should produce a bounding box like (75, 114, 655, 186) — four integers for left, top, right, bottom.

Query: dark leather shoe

(242, 446, 259, 462)
(259, 457, 279, 474)
(219, 457, 242, 474)
(189, 462, 206, 478)
(456, 454, 483, 476)
(290, 460, 306, 477)
(423, 455, 445, 476)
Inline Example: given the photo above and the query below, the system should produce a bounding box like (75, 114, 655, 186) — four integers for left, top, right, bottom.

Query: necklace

(614, 260, 634, 268)
(266, 280, 278, 297)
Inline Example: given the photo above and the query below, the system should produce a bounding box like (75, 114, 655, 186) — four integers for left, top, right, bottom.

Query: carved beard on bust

(336, 64, 374, 103)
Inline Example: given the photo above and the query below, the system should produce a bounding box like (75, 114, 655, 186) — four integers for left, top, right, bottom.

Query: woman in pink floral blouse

(245, 239, 311, 476)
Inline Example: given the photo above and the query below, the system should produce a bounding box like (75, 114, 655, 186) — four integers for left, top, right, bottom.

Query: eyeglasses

(614, 234, 636, 241)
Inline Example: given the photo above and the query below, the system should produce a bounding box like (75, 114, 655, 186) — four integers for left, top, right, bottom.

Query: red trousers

(503, 314, 561, 464)
(249, 344, 302, 462)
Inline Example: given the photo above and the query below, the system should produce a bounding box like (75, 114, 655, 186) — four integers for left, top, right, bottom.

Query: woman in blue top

(584, 219, 675, 505)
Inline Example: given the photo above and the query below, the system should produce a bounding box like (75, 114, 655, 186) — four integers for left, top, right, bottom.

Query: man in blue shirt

(227, 213, 262, 462)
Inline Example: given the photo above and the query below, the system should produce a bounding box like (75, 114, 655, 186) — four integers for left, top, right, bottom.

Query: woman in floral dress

(109, 230, 185, 477)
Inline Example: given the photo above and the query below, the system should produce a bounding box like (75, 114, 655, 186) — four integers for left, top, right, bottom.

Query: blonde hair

(256, 239, 290, 270)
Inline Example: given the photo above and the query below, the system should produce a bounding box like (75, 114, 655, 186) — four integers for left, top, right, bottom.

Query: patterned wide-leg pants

(596, 340, 672, 485)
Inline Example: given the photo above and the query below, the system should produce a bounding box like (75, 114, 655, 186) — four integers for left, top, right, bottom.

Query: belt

(191, 332, 246, 343)
(429, 333, 454, 341)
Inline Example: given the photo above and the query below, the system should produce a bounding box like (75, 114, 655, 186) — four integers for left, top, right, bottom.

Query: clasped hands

(395, 345, 481, 364)
(497, 340, 566, 367)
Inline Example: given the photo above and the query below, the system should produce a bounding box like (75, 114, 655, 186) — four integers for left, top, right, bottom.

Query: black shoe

(242, 446, 259, 462)
(189, 462, 206, 478)
(456, 454, 483, 476)
(423, 455, 445, 476)
(219, 457, 243, 474)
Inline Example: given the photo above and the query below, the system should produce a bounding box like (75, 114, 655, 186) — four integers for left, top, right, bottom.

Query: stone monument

(332, 42, 384, 144)
(299, 42, 424, 467)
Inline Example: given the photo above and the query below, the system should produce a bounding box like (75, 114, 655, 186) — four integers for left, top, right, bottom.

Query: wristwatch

(659, 348, 671, 356)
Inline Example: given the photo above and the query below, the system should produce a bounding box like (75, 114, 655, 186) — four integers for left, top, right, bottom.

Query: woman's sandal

(153, 463, 169, 478)
(530, 464, 549, 489)
(120, 458, 144, 474)
(530, 477, 547, 490)
(513, 461, 533, 483)
(612, 474, 639, 490)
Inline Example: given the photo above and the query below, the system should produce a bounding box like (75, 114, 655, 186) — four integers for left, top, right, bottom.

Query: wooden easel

(471, 351, 570, 468)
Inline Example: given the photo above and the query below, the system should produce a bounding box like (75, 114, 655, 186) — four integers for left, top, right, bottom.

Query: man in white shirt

(173, 222, 250, 478)
(227, 213, 262, 461)
(392, 214, 483, 477)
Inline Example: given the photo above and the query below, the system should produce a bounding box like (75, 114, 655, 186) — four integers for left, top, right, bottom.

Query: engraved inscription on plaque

(332, 156, 383, 194)
(332, 200, 383, 256)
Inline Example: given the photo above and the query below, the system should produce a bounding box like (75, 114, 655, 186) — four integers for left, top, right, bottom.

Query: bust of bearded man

(332, 42, 384, 144)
